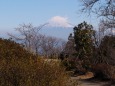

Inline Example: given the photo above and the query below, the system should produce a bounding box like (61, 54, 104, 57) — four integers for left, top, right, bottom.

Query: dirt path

(70, 73, 110, 86)
(77, 80, 108, 86)
(71, 77, 109, 86)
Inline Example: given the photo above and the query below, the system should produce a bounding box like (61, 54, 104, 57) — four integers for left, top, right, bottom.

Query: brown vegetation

(0, 38, 74, 86)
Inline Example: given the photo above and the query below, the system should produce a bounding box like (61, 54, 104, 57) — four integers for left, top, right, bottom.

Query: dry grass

(0, 38, 79, 86)
(0, 57, 72, 86)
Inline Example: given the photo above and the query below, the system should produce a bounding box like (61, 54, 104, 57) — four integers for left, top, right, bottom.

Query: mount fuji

(40, 26, 73, 40)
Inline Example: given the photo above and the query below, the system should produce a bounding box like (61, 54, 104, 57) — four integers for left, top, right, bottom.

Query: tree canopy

(73, 21, 95, 60)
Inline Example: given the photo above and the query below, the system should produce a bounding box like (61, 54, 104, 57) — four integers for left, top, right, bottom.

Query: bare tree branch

(8, 23, 66, 58)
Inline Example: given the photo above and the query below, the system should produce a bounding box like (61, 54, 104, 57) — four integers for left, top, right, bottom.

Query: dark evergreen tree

(73, 21, 95, 69)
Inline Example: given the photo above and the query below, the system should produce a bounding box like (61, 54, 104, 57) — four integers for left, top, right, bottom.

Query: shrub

(92, 36, 115, 65)
(0, 58, 70, 86)
(91, 36, 115, 81)
(103, 65, 115, 82)
(62, 58, 87, 76)
(92, 63, 115, 82)
(0, 38, 37, 59)
(0, 38, 76, 86)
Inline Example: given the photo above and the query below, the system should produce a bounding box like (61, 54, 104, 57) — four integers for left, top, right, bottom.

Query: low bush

(0, 58, 70, 86)
(91, 36, 115, 82)
(92, 63, 115, 82)
(62, 58, 88, 76)
(0, 38, 75, 86)
(103, 65, 115, 82)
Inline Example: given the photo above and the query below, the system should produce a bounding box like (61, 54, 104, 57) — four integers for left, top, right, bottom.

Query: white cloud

(48, 16, 73, 28)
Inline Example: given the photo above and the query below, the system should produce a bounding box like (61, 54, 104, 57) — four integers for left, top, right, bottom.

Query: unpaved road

(70, 71, 110, 86)
(77, 80, 108, 86)
(71, 77, 109, 86)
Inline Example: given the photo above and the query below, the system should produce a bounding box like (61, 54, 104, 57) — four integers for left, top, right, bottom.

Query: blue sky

(0, 0, 99, 40)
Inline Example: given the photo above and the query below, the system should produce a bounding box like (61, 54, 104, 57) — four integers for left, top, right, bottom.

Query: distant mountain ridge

(0, 25, 74, 40)
(40, 27, 73, 40)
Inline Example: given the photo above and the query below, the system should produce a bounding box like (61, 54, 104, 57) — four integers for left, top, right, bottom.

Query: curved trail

(71, 77, 109, 86)
(70, 72, 109, 86)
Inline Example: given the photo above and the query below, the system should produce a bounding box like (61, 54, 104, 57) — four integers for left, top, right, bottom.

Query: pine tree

(73, 21, 95, 68)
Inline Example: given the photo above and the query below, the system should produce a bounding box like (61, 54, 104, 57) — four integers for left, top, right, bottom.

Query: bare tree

(81, 0, 115, 17)
(8, 23, 66, 58)
(80, 0, 115, 48)
(81, 0, 115, 32)
(8, 23, 47, 53)
(100, 19, 115, 35)
(40, 36, 66, 58)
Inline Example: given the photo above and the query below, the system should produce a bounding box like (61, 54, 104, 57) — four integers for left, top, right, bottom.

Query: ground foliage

(0, 38, 72, 86)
